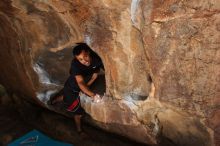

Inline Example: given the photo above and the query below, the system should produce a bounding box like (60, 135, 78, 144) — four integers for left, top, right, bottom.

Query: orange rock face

(0, 0, 219, 145)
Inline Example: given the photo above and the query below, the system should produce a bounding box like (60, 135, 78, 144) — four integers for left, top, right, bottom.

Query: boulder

(0, 0, 219, 145)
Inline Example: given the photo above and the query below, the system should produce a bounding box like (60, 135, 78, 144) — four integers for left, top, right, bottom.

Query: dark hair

(72, 43, 91, 56)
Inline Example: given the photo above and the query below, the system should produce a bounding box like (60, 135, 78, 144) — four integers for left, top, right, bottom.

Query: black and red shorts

(63, 87, 85, 115)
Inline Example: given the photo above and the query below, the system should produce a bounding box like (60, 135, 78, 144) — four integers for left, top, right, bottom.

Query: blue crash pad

(8, 129, 73, 146)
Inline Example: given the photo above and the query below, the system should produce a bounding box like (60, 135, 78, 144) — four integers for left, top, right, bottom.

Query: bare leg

(74, 115, 82, 132)
(49, 95, 63, 105)
(49, 88, 64, 105)
(53, 95, 63, 103)
(74, 115, 89, 139)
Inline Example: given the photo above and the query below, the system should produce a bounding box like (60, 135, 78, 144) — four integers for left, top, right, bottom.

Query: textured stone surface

(0, 0, 219, 145)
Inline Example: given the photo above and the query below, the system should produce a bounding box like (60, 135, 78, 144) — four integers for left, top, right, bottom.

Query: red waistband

(67, 98, 80, 111)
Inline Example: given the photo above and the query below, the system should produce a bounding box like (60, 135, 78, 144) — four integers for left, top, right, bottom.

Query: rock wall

(0, 0, 219, 146)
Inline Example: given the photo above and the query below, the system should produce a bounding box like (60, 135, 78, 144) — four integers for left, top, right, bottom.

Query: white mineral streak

(33, 63, 52, 85)
(131, 0, 140, 24)
(36, 90, 57, 103)
(33, 63, 58, 102)
(84, 34, 91, 45)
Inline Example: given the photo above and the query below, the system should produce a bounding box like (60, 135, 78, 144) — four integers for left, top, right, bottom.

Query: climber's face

(76, 50, 91, 66)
